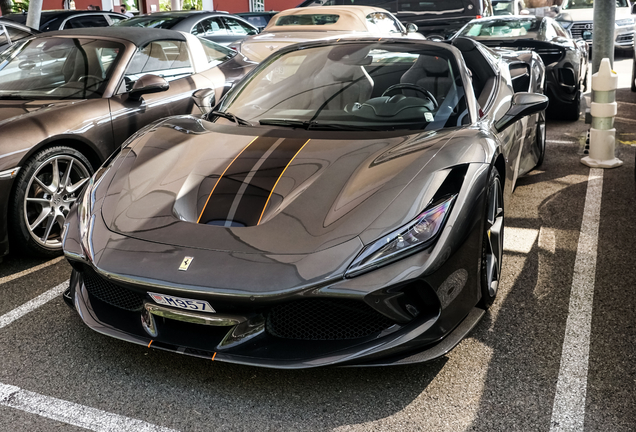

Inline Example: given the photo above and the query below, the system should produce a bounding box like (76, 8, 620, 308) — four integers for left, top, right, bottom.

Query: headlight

(345, 195, 456, 278)
(616, 18, 634, 27)
(77, 178, 94, 240)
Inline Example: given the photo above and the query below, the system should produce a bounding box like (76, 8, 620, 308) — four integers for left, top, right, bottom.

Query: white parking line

(550, 168, 603, 432)
(0, 280, 69, 329)
(0, 382, 178, 432)
(0, 256, 65, 286)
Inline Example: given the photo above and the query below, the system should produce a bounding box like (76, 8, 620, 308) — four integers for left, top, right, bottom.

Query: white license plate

(149, 292, 216, 313)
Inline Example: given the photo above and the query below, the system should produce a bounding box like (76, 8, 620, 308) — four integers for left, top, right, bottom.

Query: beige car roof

(263, 6, 393, 33)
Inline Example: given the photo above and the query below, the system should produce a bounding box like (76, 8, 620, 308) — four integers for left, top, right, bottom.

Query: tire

(9, 146, 93, 257)
(534, 111, 546, 169)
(479, 168, 504, 309)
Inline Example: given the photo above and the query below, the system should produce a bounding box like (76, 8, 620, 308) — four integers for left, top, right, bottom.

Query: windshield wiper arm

(259, 119, 385, 131)
(208, 110, 252, 126)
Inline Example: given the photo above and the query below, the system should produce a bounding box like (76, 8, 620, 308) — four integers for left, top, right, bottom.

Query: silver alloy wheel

(484, 177, 504, 298)
(23, 155, 90, 249)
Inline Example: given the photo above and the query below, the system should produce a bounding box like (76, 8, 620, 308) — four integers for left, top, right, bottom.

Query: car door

(108, 39, 215, 145)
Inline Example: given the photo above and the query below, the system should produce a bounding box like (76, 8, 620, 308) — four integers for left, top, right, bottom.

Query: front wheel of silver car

(9, 146, 93, 257)
(479, 169, 504, 309)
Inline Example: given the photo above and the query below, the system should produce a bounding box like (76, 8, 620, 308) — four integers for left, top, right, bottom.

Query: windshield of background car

(458, 18, 540, 38)
(297, 0, 467, 13)
(562, 0, 628, 9)
(218, 43, 470, 131)
(114, 16, 186, 28)
(0, 37, 125, 100)
(275, 14, 340, 26)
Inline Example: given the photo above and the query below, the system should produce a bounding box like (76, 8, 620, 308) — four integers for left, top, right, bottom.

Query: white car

(557, 0, 635, 51)
(236, 6, 424, 62)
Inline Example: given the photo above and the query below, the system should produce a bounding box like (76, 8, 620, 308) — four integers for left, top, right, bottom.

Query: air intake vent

(81, 266, 145, 311)
(266, 299, 395, 340)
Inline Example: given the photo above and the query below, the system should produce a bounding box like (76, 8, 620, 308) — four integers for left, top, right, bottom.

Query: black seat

(400, 55, 453, 101)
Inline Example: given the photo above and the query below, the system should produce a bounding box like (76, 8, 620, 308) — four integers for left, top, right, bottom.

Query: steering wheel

(382, 83, 439, 110)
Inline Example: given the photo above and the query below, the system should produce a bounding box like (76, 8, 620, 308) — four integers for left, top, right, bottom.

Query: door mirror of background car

(128, 74, 169, 101)
(406, 23, 418, 34)
(18, 60, 36, 71)
(193, 88, 217, 115)
(495, 92, 549, 132)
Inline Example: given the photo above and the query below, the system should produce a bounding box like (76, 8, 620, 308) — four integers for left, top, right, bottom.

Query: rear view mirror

(193, 88, 217, 115)
(129, 74, 169, 101)
(495, 93, 549, 132)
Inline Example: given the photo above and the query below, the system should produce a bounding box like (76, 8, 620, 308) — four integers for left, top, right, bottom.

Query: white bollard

(581, 58, 623, 168)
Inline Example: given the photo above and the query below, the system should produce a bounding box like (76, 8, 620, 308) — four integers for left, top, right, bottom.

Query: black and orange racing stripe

(197, 137, 310, 227)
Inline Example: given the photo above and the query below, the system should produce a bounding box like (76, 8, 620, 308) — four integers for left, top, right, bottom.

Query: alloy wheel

(23, 155, 90, 249)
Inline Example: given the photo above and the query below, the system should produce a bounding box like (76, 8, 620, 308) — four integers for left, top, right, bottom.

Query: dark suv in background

(297, 0, 493, 40)
(3, 10, 127, 32)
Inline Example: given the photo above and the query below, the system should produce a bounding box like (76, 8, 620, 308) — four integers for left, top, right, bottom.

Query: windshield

(218, 43, 469, 131)
(457, 18, 540, 38)
(0, 37, 124, 100)
(114, 16, 186, 28)
(562, 0, 628, 9)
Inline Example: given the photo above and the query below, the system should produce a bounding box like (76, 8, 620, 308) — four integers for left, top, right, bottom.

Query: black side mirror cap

(495, 92, 549, 132)
(129, 74, 169, 101)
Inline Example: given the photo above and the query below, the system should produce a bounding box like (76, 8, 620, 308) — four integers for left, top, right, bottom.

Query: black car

(3, 10, 128, 32)
(114, 11, 259, 46)
(62, 38, 548, 369)
(453, 15, 589, 120)
(0, 18, 38, 52)
(297, 0, 494, 40)
(235, 11, 279, 31)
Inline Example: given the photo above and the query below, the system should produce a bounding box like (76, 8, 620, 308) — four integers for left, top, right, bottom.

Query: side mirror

(406, 23, 418, 33)
(632, 2, 636, 14)
(129, 74, 169, 101)
(192, 88, 217, 115)
(18, 60, 36, 70)
(495, 93, 549, 132)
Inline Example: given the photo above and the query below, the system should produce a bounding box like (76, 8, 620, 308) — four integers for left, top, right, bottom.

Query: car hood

(101, 116, 457, 256)
(0, 99, 79, 126)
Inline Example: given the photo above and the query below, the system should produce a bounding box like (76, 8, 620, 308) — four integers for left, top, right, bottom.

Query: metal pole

(591, 0, 615, 74)
(26, 0, 44, 30)
(171, 0, 181, 11)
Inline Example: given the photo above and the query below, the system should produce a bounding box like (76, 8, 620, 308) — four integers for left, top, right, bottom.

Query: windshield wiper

(259, 119, 383, 131)
(208, 110, 252, 126)
(0, 94, 31, 100)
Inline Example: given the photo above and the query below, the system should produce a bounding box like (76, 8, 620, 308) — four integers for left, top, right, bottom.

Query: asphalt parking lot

(1, 57, 635, 432)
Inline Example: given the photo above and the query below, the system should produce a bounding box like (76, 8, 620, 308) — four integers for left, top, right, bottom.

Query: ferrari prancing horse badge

(179, 257, 194, 271)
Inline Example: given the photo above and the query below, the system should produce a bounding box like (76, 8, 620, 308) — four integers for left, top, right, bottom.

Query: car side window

(108, 14, 126, 24)
(6, 26, 31, 42)
(64, 15, 110, 29)
(199, 38, 236, 66)
(192, 17, 228, 36)
(124, 40, 193, 91)
(221, 17, 257, 35)
(365, 13, 402, 34)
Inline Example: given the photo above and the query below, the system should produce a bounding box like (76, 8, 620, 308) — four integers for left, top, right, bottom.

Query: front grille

(570, 22, 593, 40)
(266, 299, 395, 341)
(82, 267, 145, 311)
